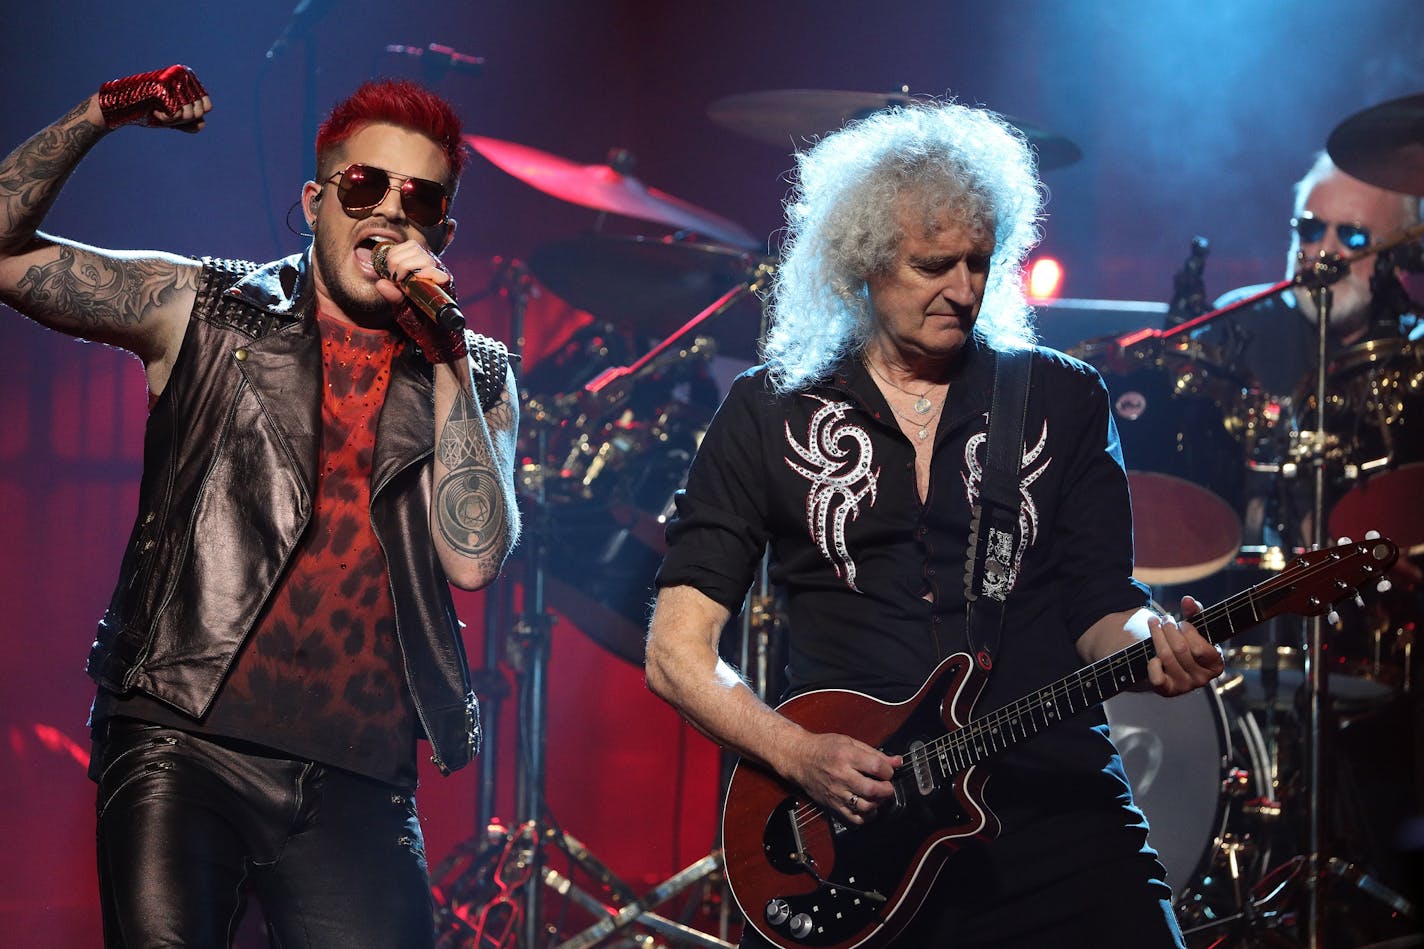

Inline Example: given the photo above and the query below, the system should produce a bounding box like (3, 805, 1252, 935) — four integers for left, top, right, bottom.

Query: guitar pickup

(907, 739, 935, 796)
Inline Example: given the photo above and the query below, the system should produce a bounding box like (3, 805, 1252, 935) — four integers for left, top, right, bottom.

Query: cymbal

(529, 233, 764, 345)
(465, 134, 760, 249)
(707, 89, 1083, 170)
(1327, 92, 1424, 196)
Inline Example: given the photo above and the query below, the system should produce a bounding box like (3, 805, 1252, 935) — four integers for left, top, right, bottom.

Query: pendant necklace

(867, 359, 944, 415)
(888, 399, 945, 440)
(866, 359, 949, 438)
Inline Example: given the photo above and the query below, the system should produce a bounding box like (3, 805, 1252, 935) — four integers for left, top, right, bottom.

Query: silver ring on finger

(847, 793, 859, 811)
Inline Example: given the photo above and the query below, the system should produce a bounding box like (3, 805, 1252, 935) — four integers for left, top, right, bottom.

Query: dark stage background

(2, 2, 1423, 945)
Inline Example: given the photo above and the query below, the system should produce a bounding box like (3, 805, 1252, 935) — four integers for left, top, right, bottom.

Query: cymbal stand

(1255, 259, 1415, 946)
(1303, 275, 1331, 949)
(1297, 257, 1415, 946)
(719, 549, 787, 938)
(476, 258, 534, 839)
(460, 267, 778, 949)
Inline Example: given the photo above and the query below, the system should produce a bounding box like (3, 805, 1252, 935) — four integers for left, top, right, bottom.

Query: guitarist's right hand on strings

(780, 732, 901, 826)
(645, 585, 901, 825)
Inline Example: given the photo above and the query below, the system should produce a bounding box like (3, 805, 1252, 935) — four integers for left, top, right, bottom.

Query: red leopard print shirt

(202, 310, 418, 786)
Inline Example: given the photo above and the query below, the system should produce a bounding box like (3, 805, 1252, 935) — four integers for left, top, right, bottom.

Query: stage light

(1028, 257, 1064, 300)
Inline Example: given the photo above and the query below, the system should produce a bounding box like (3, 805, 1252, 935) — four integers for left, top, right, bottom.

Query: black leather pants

(92, 719, 436, 949)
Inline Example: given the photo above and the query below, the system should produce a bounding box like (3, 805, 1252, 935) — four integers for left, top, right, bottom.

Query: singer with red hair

(0, 65, 519, 948)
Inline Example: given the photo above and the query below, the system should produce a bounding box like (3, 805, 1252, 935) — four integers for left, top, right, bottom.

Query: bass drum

(1104, 685, 1264, 899)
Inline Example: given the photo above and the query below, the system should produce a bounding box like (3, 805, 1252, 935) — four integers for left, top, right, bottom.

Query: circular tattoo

(436, 467, 503, 558)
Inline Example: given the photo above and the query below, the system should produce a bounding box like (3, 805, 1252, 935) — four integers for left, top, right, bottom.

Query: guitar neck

(936, 584, 1265, 776)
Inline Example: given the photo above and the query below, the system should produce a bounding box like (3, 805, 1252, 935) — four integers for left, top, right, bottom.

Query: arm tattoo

(0, 101, 102, 239)
(13, 245, 196, 331)
(435, 389, 509, 560)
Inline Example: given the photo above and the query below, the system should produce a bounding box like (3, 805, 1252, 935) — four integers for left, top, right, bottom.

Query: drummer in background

(1203, 151, 1424, 907)
(1198, 152, 1423, 545)
(1205, 152, 1422, 402)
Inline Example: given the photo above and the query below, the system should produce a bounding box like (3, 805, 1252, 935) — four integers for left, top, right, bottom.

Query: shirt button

(927, 568, 936, 577)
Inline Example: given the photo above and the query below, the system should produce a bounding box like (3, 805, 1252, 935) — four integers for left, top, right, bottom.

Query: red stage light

(1028, 257, 1064, 300)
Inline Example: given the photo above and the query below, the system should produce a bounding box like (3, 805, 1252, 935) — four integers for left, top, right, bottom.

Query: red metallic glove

(395, 307, 469, 365)
(97, 64, 208, 130)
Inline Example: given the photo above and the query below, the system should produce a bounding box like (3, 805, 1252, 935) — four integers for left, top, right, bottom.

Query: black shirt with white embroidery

(656, 332, 1160, 897)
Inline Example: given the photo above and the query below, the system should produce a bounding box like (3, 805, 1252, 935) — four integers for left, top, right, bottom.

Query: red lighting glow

(1027, 257, 1064, 300)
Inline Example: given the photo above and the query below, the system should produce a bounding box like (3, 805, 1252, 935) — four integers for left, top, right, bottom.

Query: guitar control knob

(789, 913, 814, 939)
(765, 899, 791, 926)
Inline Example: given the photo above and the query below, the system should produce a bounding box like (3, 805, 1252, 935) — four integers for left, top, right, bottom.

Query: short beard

(311, 230, 399, 329)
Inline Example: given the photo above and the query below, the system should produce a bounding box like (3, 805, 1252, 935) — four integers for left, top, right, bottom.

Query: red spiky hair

(315, 78, 467, 180)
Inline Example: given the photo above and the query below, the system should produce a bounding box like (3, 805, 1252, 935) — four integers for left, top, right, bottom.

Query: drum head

(1129, 472, 1242, 586)
(1329, 461, 1424, 556)
(1105, 688, 1232, 897)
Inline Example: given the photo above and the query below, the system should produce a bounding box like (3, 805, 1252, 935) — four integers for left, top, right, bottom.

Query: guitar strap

(963, 346, 1032, 673)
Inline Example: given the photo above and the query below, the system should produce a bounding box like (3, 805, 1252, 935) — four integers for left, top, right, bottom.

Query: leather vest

(86, 253, 482, 774)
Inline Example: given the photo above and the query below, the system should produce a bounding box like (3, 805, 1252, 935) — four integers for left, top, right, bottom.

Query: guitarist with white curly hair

(645, 99, 1231, 949)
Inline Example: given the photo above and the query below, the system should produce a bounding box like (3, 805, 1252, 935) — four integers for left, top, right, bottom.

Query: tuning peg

(1378, 578, 1393, 594)
(1338, 536, 1353, 545)
(1328, 609, 1341, 625)
(1365, 529, 1381, 540)
(1354, 594, 1366, 609)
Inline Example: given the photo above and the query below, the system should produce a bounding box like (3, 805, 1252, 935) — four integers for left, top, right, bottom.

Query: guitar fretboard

(904, 555, 1336, 784)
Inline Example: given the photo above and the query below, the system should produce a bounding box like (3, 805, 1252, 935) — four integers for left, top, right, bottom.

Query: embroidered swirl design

(784, 396, 880, 591)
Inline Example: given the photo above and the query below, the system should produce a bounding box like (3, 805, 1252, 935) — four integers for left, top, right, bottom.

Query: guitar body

(723, 653, 997, 949)
(719, 539, 1399, 949)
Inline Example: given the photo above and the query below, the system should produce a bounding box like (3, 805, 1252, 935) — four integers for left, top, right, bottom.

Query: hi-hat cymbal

(708, 88, 1083, 170)
(530, 234, 764, 345)
(465, 134, 760, 249)
(1327, 92, 1424, 196)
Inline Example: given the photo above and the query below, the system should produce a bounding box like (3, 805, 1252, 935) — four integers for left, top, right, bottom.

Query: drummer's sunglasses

(321, 163, 450, 227)
(1291, 212, 1371, 251)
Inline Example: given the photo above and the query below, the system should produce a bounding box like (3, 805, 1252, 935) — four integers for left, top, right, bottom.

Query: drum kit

(431, 89, 1424, 948)
(1092, 94, 1424, 947)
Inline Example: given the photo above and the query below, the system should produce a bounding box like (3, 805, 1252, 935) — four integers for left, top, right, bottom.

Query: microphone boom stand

(1116, 234, 1423, 945)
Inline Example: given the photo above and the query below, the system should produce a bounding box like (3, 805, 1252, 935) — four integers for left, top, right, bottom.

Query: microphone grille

(370, 240, 393, 279)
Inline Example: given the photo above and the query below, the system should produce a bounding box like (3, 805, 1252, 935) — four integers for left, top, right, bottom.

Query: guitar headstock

(1256, 535, 1399, 622)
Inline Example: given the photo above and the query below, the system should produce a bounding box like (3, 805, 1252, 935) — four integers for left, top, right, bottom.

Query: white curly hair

(761, 99, 1044, 392)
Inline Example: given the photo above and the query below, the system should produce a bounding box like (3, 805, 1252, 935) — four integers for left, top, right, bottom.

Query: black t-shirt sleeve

(1047, 357, 1151, 638)
(654, 371, 774, 613)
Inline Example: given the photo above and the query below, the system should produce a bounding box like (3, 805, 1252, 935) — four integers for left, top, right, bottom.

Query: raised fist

(98, 64, 210, 132)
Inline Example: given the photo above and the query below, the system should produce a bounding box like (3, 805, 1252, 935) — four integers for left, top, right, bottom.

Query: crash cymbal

(708, 88, 1083, 170)
(1327, 92, 1424, 196)
(465, 134, 760, 249)
(530, 233, 763, 343)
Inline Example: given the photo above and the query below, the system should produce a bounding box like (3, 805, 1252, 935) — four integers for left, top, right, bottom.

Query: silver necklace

(867, 360, 944, 415)
(888, 400, 943, 440)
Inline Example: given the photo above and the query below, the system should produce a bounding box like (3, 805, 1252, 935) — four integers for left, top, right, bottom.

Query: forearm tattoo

(435, 390, 512, 561)
(0, 101, 101, 239)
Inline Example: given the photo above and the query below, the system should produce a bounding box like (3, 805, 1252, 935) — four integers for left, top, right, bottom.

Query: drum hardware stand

(471, 258, 536, 843)
(1296, 256, 1419, 947)
(439, 269, 777, 949)
(1138, 234, 1423, 945)
(1227, 263, 1417, 947)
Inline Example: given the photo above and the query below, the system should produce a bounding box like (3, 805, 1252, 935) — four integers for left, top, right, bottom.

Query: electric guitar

(721, 538, 1399, 949)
